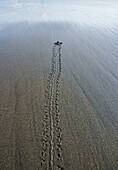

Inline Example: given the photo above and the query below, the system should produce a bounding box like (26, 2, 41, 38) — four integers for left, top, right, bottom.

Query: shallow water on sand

(0, 0, 118, 169)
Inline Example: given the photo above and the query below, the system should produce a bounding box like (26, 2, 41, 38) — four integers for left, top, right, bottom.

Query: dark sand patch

(0, 22, 118, 169)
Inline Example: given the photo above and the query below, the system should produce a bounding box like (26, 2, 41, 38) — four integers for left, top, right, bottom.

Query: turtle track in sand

(41, 44, 64, 170)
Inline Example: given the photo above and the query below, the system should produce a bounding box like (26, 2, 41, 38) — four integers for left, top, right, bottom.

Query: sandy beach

(0, 1, 118, 169)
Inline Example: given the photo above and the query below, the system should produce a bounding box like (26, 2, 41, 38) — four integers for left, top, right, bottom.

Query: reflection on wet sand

(11, 0, 21, 9)
(0, 22, 118, 169)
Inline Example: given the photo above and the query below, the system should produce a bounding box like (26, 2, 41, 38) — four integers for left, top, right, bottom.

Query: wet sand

(0, 22, 118, 169)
